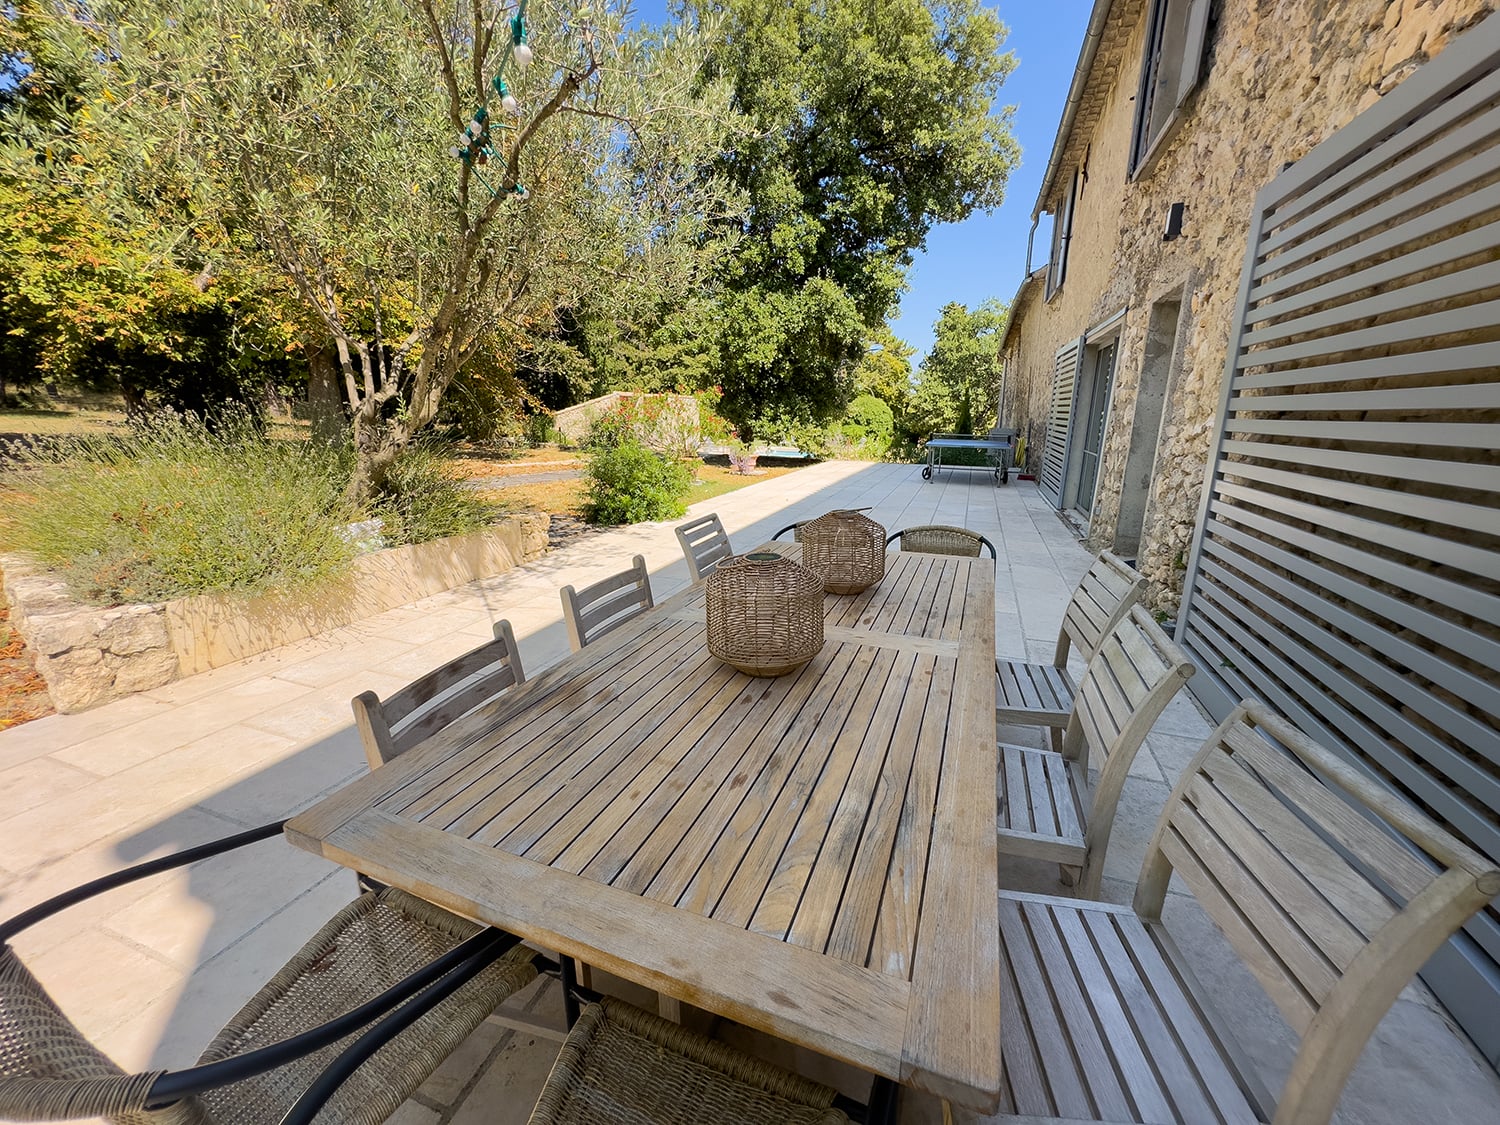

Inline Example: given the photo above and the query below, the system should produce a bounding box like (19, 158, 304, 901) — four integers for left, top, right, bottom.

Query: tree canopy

(702, 0, 1018, 439)
(910, 298, 1007, 436)
(4, 0, 738, 495)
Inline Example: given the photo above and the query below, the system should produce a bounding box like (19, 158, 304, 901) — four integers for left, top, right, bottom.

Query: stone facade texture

(1001, 0, 1496, 611)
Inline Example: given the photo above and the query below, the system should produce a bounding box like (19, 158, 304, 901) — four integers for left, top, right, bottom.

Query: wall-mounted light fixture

(1163, 201, 1186, 242)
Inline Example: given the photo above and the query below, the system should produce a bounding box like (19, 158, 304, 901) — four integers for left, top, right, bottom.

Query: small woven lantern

(799, 509, 886, 595)
(705, 552, 825, 676)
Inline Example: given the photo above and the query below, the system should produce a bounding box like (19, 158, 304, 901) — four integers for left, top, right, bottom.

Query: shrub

(583, 439, 693, 525)
(840, 394, 895, 457)
(372, 442, 497, 545)
(0, 412, 357, 603)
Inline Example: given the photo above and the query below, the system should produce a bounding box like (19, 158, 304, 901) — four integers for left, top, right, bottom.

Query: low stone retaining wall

(2, 512, 549, 712)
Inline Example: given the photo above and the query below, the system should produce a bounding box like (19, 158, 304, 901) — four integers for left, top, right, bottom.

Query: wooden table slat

(285, 543, 1000, 1110)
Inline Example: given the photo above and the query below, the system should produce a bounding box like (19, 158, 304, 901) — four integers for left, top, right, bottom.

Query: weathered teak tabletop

(285, 544, 1000, 1109)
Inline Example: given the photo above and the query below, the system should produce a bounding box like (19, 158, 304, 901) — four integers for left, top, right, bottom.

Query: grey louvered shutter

(1038, 336, 1083, 509)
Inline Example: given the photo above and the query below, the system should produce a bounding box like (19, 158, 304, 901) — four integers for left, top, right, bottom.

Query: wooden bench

(997, 604, 1194, 897)
(996, 550, 1145, 752)
(994, 701, 1500, 1124)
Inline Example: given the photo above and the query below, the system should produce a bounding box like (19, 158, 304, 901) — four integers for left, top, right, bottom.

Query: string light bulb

(511, 10, 532, 68)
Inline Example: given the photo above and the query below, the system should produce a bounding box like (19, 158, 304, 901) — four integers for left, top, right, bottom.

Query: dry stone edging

(2, 512, 549, 712)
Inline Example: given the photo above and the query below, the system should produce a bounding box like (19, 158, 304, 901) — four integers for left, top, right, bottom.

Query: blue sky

(891, 3, 1091, 359)
(628, 0, 1092, 360)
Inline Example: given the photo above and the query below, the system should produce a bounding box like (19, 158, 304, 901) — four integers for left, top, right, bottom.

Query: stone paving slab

(1, 461, 1495, 1124)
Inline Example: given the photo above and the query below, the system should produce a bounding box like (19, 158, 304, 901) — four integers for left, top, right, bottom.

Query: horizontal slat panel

(1229, 382, 1500, 416)
(1189, 582, 1500, 856)
(1256, 62, 1500, 236)
(1186, 26, 1500, 1062)
(1219, 438, 1500, 493)
(1255, 142, 1500, 267)
(1223, 416, 1500, 451)
(1205, 498, 1500, 635)
(1215, 458, 1500, 537)
(1204, 511, 1500, 692)
(1248, 213, 1500, 319)
(1234, 341, 1500, 391)
(1237, 299, 1500, 368)
(1198, 549, 1499, 757)
(1251, 187, 1500, 305)
(1242, 259, 1500, 348)
(1212, 478, 1500, 583)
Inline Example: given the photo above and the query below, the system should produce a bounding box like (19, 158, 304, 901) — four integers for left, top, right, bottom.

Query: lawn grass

(468, 463, 803, 518)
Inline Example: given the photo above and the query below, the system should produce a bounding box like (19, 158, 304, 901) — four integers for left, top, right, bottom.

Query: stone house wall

(1001, 0, 1495, 611)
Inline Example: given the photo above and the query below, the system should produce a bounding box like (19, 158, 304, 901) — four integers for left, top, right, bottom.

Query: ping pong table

(921, 430, 1017, 485)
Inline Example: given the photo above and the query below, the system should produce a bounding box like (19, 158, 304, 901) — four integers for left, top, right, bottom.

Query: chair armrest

(0, 819, 289, 943)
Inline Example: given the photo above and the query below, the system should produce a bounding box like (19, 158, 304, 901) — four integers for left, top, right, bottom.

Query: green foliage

(840, 393, 894, 456)
(372, 443, 496, 545)
(584, 394, 700, 458)
(700, 0, 1019, 433)
(4, 0, 740, 500)
(583, 439, 693, 525)
(911, 299, 1008, 436)
(0, 413, 357, 603)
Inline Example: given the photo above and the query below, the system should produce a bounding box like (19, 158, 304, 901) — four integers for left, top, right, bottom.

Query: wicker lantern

(705, 552, 825, 677)
(799, 509, 886, 595)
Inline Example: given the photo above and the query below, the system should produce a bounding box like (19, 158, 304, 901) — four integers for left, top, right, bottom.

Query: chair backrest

(1062, 604, 1195, 896)
(1055, 550, 1147, 667)
(1135, 701, 1500, 1125)
(884, 524, 996, 559)
(352, 620, 525, 769)
(676, 513, 733, 582)
(561, 554, 654, 652)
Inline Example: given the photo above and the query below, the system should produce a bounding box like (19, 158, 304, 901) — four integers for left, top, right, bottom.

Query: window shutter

(1038, 336, 1084, 508)
(1176, 0, 1212, 108)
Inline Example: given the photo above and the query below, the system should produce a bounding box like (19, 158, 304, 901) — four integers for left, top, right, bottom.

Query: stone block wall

(3, 560, 180, 712)
(1000, 0, 1496, 610)
(2, 513, 549, 711)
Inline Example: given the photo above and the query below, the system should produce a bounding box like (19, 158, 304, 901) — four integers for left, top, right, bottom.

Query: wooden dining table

(285, 543, 1001, 1110)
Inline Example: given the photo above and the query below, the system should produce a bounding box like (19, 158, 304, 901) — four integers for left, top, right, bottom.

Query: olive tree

(24, 0, 737, 499)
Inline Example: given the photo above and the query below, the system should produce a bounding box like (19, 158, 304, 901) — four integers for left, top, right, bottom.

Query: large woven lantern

(799, 509, 886, 595)
(705, 552, 825, 677)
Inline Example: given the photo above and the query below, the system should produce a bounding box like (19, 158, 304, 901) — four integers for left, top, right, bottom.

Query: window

(1129, 0, 1212, 175)
(1046, 169, 1079, 299)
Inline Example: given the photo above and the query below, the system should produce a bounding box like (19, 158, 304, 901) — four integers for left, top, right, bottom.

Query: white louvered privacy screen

(1177, 17, 1500, 1066)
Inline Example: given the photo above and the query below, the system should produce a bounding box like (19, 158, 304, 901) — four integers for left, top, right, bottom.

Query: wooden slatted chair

(996, 549, 1146, 752)
(676, 513, 734, 582)
(352, 620, 525, 770)
(993, 701, 1500, 1125)
(560, 555, 654, 651)
(884, 524, 996, 558)
(997, 604, 1194, 897)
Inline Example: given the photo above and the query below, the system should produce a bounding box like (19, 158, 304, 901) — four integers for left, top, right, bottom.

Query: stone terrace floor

(1, 461, 1496, 1123)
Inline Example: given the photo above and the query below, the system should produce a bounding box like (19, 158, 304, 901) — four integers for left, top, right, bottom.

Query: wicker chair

(675, 513, 733, 583)
(528, 998, 853, 1125)
(884, 524, 996, 559)
(560, 555, 654, 651)
(995, 549, 1146, 752)
(0, 823, 538, 1125)
(352, 620, 525, 769)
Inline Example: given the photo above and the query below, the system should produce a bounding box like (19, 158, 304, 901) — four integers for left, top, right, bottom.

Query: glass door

(1074, 341, 1116, 516)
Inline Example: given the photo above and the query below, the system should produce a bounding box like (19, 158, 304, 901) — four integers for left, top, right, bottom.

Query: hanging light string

(450, 0, 532, 199)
